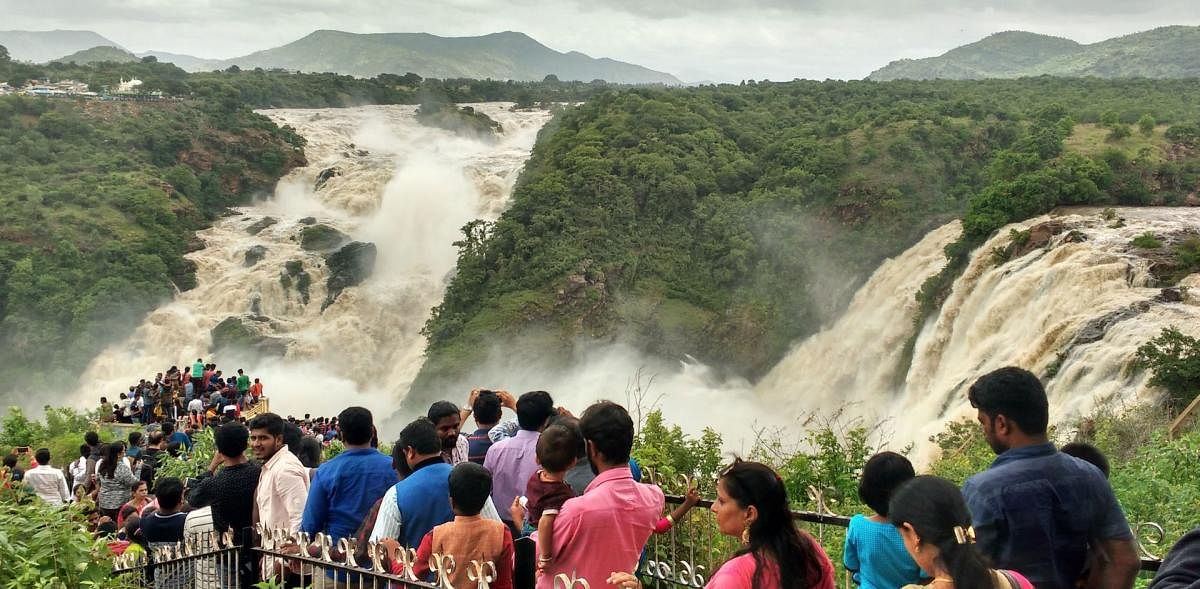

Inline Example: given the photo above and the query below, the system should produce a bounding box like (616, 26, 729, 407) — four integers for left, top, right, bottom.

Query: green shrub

(1131, 232, 1163, 249)
(1135, 327, 1200, 410)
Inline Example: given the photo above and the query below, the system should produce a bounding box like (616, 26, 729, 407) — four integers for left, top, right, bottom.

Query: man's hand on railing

(607, 572, 642, 588)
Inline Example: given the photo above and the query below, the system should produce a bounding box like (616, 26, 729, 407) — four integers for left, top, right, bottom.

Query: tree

(1138, 113, 1156, 136)
(1136, 327, 1200, 410)
(141, 55, 158, 63)
(1100, 110, 1121, 128)
(0, 44, 9, 63)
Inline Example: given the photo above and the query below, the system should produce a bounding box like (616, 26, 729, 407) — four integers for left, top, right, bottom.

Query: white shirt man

(23, 451, 71, 506)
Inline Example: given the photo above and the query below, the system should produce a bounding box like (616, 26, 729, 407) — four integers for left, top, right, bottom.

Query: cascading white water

(757, 207, 1200, 455)
(74, 104, 553, 420)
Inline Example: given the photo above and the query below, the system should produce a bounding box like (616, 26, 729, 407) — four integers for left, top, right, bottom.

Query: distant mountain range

(868, 26, 1200, 80)
(2, 29, 680, 85)
(0, 30, 120, 63)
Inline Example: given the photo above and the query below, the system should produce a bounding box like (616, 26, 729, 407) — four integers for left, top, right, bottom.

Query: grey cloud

(571, 0, 1199, 20)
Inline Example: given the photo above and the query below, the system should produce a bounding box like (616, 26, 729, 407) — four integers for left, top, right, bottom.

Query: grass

(1064, 123, 1171, 160)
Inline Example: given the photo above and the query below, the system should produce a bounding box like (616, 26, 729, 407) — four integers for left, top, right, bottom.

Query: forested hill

(0, 56, 306, 402)
(869, 26, 1200, 80)
(410, 78, 1200, 403)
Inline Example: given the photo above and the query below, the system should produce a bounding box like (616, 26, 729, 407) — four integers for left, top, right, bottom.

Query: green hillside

(50, 45, 139, 65)
(0, 30, 119, 63)
(215, 30, 681, 84)
(0, 52, 306, 402)
(409, 78, 1200, 405)
(869, 26, 1200, 80)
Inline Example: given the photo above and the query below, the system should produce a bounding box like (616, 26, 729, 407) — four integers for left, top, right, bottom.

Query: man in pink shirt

(536, 401, 664, 589)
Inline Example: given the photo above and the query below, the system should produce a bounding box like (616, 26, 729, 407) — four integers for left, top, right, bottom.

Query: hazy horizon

(3, 1, 1200, 82)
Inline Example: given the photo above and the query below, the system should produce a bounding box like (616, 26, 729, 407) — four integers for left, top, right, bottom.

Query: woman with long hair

(889, 476, 1033, 589)
(609, 459, 834, 589)
(95, 442, 138, 520)
(117, 480, 150, 527)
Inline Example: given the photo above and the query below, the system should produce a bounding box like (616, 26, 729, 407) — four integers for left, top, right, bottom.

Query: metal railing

(112, 530, 242, 588)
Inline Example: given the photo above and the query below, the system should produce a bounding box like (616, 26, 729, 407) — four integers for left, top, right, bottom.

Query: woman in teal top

(844, 452, 924, 589)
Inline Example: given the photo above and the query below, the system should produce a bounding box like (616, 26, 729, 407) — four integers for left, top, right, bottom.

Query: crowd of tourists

(7, 365, 1200, 589)
(98, 358, 264, 427)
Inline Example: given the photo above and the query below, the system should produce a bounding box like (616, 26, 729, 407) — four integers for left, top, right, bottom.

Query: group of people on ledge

(9, 365, 1200, 589)
(98, 358, 264, 427)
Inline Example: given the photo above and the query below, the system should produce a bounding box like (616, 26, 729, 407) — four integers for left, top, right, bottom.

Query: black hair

(721, 460, 828, 589)
(1061, 442, 1110, 478)
(99, 443, 124, 479)
(967, 366, 1048, 435)
(397, 418, 441, 456)
(516, 391, 556, 431)
(427, 401, 460, 424)
(97, 520, 119, 536)
(166, 441, 182, 457)
(297, 437, 323, 469)
(34, 447, 50, 465)
(79, 444, 90, 459)
(473, 391, 503, 425)
(579, 401, 634, 465)
(392, 438, 413, 477)
(154, 477, 185, 510)
(448, 462, 492, 516)
(2, 455, 16, 468)
(124, 516, 145, 547)
(248, 413, 285, 437)
(85, 431, 100, 446)
(161, 421, 175, 435)
(891, 476, 992, 589)
(214, 423, 249, 457)
(548, 415, 586, 459)
(148, 432, 164, 446)
(337, 407, 374, 445)
(858, 451, 916, 517)
(128, 431, 144, 448)
(537, 423, 582, 472)
(283, 422, 304, 452)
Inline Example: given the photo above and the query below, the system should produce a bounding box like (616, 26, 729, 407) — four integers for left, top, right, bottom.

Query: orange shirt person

(249, 379, 263, 399)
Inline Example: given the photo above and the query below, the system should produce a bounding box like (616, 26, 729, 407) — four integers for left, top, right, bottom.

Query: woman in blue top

(844, 451, 923, 589)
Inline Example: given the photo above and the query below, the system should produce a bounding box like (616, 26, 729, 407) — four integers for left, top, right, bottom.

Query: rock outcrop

(246, 217, 278, 236)
(243, 245, 268, 267)
(210, 316, 289, 357)
(322, 241, 377, 310)
(300, 224, 350, 252)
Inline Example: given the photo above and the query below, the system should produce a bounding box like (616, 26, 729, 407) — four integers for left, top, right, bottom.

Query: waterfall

(74, 104, 554, 420)
(757, 207, 1200, 453)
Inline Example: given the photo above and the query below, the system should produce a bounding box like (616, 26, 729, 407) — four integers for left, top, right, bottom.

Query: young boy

(507, 422, 581, 574)
(382, 462, 514, 589)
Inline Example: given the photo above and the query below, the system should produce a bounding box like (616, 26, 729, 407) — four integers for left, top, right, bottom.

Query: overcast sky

(4, 0, 1200, 81)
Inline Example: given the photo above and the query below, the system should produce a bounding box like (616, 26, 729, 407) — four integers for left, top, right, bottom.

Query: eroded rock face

(210, 316, 288, 357)
(244, 245, 268, 267)
(322, 241, 377, 310)
(1011, 220, 1068, 258)
(246, 217, 278, 236)
(300, 224, 350, 252)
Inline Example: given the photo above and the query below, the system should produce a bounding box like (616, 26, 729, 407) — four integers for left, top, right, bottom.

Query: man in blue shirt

(162, 421, 192, 452)
(962, 367, 1139, 589)
(301, 406, 397, 576)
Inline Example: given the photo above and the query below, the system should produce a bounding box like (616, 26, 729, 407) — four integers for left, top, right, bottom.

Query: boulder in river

(244, 245, 268, 267)
(298, 216, 318, 226)
(300, 224, 350, 252)
(246, 217, 278, 236)
(322, 241, 377, 310)
(315, 166, 342, 191)
(210, 316, 289, 357)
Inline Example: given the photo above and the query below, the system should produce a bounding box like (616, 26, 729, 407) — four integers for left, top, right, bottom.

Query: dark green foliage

(1139, 114, 1157, 136)
(0, 91, 301, 401)
(415, 99, 502, 140)
(417, 77, 1200, 390)
(1136, 327, 1200, 410)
